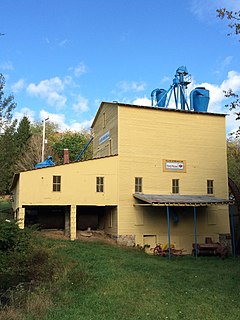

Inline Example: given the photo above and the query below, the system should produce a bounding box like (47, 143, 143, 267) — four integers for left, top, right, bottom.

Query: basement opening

(76, 206, 106, 231)
(24, 205, 67, 229)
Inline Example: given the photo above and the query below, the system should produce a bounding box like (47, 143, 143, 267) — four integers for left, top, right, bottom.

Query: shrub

(0, 219, 63, 314)
(0, 219, 30, 252)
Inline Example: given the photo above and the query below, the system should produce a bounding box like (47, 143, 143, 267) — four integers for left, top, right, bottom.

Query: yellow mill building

(11, 101, 231, 253)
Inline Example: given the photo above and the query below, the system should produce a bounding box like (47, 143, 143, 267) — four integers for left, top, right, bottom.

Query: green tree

(227, 137, 240, 189)
(16, 116, 31, 151)
(52, 130, 93, 164)
(217, 7, 240, 136)
(0, 74, 17, 194)
(0, 126, 17, 194)
(0, 74, 16, 132)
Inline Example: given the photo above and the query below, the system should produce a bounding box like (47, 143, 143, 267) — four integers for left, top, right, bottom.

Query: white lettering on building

(99, 131, 110, 145)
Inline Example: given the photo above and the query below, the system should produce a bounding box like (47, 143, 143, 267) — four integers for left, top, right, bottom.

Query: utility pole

(41, 117, 49, 162)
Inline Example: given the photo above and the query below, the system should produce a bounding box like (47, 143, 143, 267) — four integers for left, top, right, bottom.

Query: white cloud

(0, 61, 14, 70)
(117, 81, 146, 92)
(11, 79, 25, 93)
(39, 110, 91, 132)
(221, 71, 240, 93)
(73, 95, 89, 113)
(69, 62, 88, 77)
(40, 110, 68, 130)
(132, 97, 151, 106)
(14, 107, 35, 123)
(70, 119, 93, 131)
(59, 39, 68, 47)
(27, 77, 67, 109)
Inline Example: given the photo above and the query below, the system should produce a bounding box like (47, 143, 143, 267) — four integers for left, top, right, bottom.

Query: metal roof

(133, 193, 233, 207)
(91, 101, 226, 128)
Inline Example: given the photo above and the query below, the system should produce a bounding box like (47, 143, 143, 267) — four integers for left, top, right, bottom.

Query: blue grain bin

(156, 89, 167, 107)
(190, 87, 210, 112)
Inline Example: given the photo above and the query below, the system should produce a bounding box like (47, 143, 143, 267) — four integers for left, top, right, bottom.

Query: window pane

(172, 179, 179, 194)
(96, 177, 104, 192)
(135, 177, 142, 193)
(53, 176, 61, 192)
(207, 180, 213, 194)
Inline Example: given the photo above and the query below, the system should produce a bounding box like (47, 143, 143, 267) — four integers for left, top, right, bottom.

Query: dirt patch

(40, 229, 117, 245)
(40, 229, 68, 240)
(77, 230, 117, 245)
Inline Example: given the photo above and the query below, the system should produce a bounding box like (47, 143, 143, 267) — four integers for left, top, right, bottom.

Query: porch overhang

(133, 193, 233, 207)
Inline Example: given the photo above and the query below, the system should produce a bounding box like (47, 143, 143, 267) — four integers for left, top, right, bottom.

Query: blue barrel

(156, 89, 167, 107)
(190, 87, 210, 112)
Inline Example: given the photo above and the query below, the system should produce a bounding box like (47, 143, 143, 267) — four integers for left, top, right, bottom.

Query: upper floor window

(135, 177, 142, 193)
(172, 179, 179, 194)
(53, 176, 61, 192)
(207, 180, 214, 194)
(96, 177, 104, 192)
(103, 112, 106, 128)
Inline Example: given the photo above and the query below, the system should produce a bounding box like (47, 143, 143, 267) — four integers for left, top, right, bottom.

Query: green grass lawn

(24, 238, 240, 320)
(0, 200, 12, 219)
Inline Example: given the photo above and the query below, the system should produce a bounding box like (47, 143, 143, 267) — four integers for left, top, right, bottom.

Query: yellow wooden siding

(12, 177, 20, 212)
(92, 103, 118, 158)
(12, 102, 230, 250)
(104, 206, 118, 236)
(17, 156, 119, 206)
(116, 106, 229, 251)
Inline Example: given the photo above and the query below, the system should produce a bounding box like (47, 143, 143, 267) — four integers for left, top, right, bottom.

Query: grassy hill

(1, 235, 240, 320)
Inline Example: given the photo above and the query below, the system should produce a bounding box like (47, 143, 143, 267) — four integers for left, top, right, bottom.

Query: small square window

(172, 179, 179, 194)
(96, 177, 104, 192)
(135, 177, 142, 193)
(207, 180, 214, 194)
(53, 176, 61, 192)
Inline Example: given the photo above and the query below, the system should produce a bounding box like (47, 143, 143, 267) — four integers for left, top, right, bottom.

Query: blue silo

(190, 87, 210, 112)
(156, 89, 167, 108)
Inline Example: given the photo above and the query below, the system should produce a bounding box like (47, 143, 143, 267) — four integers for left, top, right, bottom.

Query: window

(103, 112, 106, 128)
(96, 177, 104, 192)
(172, 179, 179, 194)
(207, 180, 214, 194)
(135, 177, 142, 193)
(53, 176, 61, 192)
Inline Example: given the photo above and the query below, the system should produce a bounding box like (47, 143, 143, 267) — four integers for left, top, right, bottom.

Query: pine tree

(0, 74, 17, 194)
(16, 116, 31, 152)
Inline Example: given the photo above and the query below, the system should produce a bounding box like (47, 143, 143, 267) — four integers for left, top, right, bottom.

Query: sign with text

(99, 131, 110, 145)
(163, 160, 186, 172)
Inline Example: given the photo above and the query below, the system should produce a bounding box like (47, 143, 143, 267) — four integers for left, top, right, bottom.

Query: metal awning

(133, 193, 233, 207)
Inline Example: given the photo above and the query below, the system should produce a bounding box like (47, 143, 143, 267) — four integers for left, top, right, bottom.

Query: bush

(0, 219, 30, 252)
(0, 219, 63, 314)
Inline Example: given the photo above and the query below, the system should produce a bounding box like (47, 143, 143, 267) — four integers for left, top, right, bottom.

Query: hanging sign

(163, 160, 186, 172)
(99, 131, 110, 145)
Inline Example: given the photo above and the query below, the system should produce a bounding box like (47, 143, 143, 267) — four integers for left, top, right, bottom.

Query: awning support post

(230, 205, 236, 258)
(166, 206, 171, 259)
(193, 206, 197, 257)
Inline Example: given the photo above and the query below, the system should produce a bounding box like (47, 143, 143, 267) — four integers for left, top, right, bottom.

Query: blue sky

(1, 0, 240, 133)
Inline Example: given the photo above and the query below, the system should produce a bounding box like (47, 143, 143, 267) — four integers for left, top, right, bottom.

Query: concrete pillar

(18, 207, 25, 229)
(70, 205, 77, 240)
